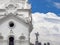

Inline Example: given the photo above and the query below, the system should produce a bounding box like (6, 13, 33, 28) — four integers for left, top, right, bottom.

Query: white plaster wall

(0, 19, 29, 45)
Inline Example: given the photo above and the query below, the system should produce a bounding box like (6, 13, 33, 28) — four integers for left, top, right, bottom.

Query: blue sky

(29, 0, 60, 16)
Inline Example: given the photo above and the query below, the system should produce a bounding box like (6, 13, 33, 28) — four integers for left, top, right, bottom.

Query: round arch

(9, 36, 14, 45)
(8, 35, 15, 45)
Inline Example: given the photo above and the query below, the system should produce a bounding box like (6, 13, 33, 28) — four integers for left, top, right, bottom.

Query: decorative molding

(19, 33, 26, 40)
(0, 15, 29, 27)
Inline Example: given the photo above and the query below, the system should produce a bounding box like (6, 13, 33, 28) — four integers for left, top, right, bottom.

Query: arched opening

(9, 36, 14, 45)
(47, 42, 50, 45)
(44, 43, 46, 45)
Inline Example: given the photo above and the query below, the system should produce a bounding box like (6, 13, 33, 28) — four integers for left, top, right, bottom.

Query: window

(9, 36, 14, 45)
(9, 22, 14, 27)
(9, 21, 15, 29)
(47, 42, 50, 45)
(38, 42, 41, 45)
(44, 43, 46, 45)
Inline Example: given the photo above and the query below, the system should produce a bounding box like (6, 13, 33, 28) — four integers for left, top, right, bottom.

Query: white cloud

(53, 2, 60, 9)
(30, 12, 60, 44)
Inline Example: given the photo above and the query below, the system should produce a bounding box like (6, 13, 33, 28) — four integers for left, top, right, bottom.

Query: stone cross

(35, 32, 39, 45)
(35, 32, 39, 41)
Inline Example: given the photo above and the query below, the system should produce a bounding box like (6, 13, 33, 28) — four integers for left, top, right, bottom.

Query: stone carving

(35, 32, 39, 45)
(25, 17, 31, 23)
(19, 33, 26, 40)
(6, 4, 17, 10)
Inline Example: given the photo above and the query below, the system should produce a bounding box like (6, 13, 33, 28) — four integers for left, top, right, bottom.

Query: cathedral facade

(0, 0, 33, 45)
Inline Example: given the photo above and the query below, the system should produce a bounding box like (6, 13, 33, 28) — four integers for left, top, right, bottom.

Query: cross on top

(35, 32, 39, 41)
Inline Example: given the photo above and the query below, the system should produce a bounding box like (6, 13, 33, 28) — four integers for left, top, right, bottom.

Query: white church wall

(0, 19, 29, 40)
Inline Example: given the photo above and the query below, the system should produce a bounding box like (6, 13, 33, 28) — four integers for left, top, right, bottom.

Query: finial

(35, 32, 39, 41)
(35, 32, 39, 45)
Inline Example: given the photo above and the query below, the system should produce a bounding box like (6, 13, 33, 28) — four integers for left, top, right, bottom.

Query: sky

(29, 0, 60, 16)
(28, 0, 60, 43)
(30, 12, 60, 43)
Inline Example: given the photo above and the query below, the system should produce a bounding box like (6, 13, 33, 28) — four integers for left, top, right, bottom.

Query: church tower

(0, 0, 33, 45)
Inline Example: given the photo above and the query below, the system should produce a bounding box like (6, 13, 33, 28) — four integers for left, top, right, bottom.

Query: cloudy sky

(29, 0, 60, 43)
(30, 12, 60, 43)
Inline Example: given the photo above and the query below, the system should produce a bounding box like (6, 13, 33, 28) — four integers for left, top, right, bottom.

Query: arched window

(38, 42, 41, 45)
(9, 36, 14, 45)
(47, 42, 50, 45)
(44, 43, 46, 45)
